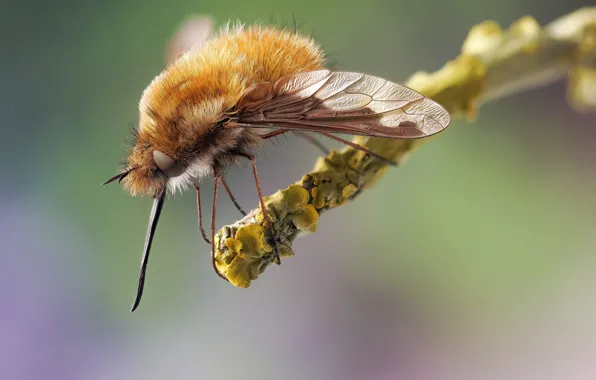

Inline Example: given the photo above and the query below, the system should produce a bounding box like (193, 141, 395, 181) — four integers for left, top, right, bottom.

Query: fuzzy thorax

(120, 23, 325, 197)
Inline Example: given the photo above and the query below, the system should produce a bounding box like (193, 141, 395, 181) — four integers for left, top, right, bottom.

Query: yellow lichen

(362, 166, 389, 190)
(270, 184, 310, 208)
(568, 66, 596, 110)
(576, 22, 596, 60)
(408, 54, 486, 120)
(510, 16, 541, 54)
(234, 224, 270, 259)
(289, 204, 319, 232)
(461, 20, 503, 55)
(341, 184, 358, 201)
(215, 223, 272, 287)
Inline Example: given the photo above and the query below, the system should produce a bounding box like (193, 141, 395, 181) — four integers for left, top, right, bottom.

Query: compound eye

(152, 150, 186, 178)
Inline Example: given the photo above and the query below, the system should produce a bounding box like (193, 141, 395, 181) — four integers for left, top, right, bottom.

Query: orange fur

(123, 24, 325, 196)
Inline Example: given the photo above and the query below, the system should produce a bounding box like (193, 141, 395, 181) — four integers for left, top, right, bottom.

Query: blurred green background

(2, 1, 595, 379)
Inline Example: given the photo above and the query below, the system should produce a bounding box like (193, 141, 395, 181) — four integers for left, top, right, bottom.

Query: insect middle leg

(260, 129, 287, 139)
(194, 177, 246, 245)
(293, 131, 330, 154)
(197, 177, 249, 281)
(209, 175, 229, 281)
(237, 152, 281, 265)
(263, 129, 393, 164)
(193, 183, 211, 244)
(220, 177, 247, 216)
(318, 132, 397, 166)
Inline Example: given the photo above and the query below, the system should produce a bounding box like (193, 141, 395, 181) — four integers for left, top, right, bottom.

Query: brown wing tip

(406, 98, 452, 137)
(430, 100, 451, 130)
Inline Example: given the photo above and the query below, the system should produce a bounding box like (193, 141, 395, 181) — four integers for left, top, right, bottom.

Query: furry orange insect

(105, 22, 451, 311)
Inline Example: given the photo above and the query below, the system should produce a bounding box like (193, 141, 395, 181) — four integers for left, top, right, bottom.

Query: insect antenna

(130, 188, 166, 312)
(103, 167, 136, 185)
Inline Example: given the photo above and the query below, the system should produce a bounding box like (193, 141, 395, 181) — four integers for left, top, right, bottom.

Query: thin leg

(193, 183, 211, 244)
(318, 132, 397, 166)
(262, 129, 330, 155)
(248, 155, 270, 224)
(261, 129, 287, 139)
(293, 131, 330, 155)
(220, 177, 247, 216)
(238, 153, 281, 264)
(210, 175, 228, 281)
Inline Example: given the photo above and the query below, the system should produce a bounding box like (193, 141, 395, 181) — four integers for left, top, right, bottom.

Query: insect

(105, 21, 451, 311)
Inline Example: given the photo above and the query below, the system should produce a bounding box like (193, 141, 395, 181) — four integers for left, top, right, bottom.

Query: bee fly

(105, 22, 451, 311)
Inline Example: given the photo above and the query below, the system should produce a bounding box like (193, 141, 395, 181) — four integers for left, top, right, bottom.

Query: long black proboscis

(130, 190, 166, 312)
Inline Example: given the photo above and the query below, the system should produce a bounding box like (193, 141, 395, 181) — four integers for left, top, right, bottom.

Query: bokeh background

(2, 1, 595, 379)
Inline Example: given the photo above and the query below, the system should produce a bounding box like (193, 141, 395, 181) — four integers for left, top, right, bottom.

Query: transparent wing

(234, 70, 451, 139)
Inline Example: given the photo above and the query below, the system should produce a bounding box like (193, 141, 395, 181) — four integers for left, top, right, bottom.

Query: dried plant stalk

(214, 7, 596, 287)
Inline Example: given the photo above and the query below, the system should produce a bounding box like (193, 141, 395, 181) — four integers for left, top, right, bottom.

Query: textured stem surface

(214, 7, 596, 287)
